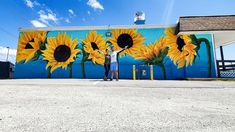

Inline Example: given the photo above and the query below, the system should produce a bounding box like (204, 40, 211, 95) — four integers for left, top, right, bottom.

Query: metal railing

(216, 60, 235, 78)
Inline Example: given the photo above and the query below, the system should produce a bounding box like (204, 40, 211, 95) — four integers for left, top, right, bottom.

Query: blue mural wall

(14, 27, 216, 79)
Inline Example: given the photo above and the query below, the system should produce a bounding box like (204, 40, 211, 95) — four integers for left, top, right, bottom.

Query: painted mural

(14, 27, 216, 79)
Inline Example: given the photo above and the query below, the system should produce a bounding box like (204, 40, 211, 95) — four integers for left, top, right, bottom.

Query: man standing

(110, 46, 128, 81)
(103, 49, 111, 81)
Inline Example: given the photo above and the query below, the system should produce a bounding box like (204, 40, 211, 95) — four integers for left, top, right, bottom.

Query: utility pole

(6, 47, 10, 62)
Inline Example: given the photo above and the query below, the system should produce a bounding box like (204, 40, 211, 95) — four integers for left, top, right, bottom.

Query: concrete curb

(187, 78, 235, 81)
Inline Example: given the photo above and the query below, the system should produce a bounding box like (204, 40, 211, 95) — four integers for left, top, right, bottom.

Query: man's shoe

(110, 78, 113, 81)
(104, 76, 107, 81)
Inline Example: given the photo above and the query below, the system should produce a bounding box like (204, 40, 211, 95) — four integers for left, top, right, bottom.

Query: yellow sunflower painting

(108, 29, 145, 57)
(133, 37, 167, 62)
(153, 37, 167, 58)
(16, 31, 46, 63)
(133, 37, 168, 79)
(133, 44, 153, 61)
(42, 32, 80, 73)
(165, 28, 197, 69)
(81, 31, 108, 65)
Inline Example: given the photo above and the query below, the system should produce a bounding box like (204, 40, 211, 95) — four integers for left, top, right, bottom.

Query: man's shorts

(110, 62, 118, 71)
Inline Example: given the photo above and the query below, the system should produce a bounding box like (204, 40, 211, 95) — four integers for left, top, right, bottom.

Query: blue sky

(0, 0, 235, 60)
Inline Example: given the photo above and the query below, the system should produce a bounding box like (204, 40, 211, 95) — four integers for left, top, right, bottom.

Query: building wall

(14, 27, 216, 79)
(0, 62, 14, 79)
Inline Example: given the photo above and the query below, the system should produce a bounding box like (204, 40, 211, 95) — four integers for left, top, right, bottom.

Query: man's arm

(117, 46, 128, 53)
(96, 49, 105, 55)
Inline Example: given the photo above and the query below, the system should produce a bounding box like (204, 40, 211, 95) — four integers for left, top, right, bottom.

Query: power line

(0, 27, 18, 39)
(11, 0, 32, 22)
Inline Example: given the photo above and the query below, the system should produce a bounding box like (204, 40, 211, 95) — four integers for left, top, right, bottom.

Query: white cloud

(38, 10, 58, 25)
(24, 0, 40, 9)
(68, 9, 75, 15)
(25, 0, 61, 28)
(29, 8, 59, 27)
(0, 46, 16, 64)
(65, 18, 71, 23)
(87, 0, 104, 10)
(33, 1, 40, 6)
(25, 0, 33, 8)
(30, 20, 47, 27)
(87, 11, 91, 15)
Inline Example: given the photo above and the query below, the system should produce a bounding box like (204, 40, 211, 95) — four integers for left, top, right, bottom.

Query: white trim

(19, 24, 177, 32)
(219, 40, 235, 46)
(211, 33, 218, 77)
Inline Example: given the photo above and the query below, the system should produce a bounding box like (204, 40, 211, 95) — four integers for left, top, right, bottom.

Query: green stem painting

(81, 60, 86, 78)
(159, 63, 166, 80)
(47, 67, 51, 78)
(197, 38, 212, 77)
(69, 64, 73, 78)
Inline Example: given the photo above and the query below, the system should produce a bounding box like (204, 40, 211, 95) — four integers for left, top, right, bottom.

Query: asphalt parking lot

(0, 79, 235, 132)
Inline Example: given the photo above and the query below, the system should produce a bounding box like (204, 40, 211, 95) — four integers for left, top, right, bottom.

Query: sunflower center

(91, 42, 99, 50)
(117, 33, 133, 48)
(54, 45, 71, 62)
(25, 39, 34, 49)
(176, 36, 186, 52)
